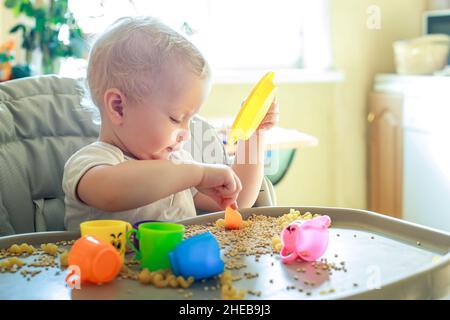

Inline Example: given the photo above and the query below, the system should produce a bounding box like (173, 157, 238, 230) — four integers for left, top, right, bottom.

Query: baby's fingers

(220, 197, 237, 209)
(220, 171, 241, 196)
(217, 180, 240, 209)
(263, 112, 280, 124)
(206, 193, 235, 210)
(268, 97, 279, 112)
(221, 176, 237, 197)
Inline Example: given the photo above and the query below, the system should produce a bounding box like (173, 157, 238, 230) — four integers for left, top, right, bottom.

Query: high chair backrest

(0, 75, 98, 235)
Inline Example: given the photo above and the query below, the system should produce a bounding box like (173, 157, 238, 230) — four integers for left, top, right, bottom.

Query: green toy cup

(126, 222, 185, 271)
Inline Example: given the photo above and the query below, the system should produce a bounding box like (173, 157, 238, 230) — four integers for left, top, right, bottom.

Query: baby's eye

(170, 116, 182, 124)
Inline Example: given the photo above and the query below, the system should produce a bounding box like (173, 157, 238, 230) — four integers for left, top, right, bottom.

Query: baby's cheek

(147, 132, 168, 150)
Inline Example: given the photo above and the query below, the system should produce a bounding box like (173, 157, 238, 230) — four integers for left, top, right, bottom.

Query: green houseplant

(4, 0, 86, 74)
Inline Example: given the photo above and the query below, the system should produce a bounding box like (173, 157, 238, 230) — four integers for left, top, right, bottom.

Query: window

(64, 0, 332, 77)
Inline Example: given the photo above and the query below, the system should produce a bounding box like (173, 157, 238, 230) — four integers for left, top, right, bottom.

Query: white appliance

(402, 95, 450, 232)
(375, 74, 450, 232)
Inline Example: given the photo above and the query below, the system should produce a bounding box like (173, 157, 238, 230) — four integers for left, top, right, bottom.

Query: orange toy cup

(68, 235, 121, 285)
(225, 206, 243, 229)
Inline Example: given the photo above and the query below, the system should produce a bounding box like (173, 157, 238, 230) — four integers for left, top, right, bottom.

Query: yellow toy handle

(228, 71, 277, 145)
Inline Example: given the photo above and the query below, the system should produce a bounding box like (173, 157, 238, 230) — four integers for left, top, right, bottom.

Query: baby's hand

(257, 98, 280, 132)
(196, 164, 242, 209)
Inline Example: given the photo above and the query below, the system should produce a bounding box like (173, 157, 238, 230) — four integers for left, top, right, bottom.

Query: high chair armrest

(254, 176, 277, 207)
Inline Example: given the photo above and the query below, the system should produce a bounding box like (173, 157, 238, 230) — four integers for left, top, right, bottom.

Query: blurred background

(1, 0, 449, 232)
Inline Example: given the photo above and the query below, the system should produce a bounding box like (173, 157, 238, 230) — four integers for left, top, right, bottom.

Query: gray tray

(1, 206, 449, 300)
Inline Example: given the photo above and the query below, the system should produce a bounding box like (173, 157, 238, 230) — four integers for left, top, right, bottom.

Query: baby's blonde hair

(87, 16, 210, 108)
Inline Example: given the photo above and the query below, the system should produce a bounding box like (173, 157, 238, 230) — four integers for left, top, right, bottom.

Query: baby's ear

(104, 88, 125, 124)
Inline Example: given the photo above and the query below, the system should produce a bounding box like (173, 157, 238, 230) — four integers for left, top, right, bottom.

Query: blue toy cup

(169, 232, 224, 281)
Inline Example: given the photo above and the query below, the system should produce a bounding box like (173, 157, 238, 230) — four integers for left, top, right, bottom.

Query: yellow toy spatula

(227, 71, 277, 145)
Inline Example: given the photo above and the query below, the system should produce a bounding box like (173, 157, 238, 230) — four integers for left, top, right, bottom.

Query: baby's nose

(176, 129, 189, 143)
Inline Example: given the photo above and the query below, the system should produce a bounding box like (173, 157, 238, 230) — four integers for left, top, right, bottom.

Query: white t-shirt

(62, 141, 198, 231)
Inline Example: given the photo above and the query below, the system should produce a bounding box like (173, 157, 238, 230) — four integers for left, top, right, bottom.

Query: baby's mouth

(164, 147, 176, 159)
(166, 144, 182, 153)
(166, 146, 175, 154)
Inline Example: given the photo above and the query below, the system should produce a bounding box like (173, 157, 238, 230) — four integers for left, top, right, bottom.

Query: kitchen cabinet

(368, 91, 403, 219)
(369, 74, 450, 232)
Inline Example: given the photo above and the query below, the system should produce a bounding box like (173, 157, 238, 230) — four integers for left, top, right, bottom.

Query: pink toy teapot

(280, 215, 331, 263)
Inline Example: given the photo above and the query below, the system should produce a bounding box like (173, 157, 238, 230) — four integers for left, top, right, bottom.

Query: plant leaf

(34, 9, 46, 32)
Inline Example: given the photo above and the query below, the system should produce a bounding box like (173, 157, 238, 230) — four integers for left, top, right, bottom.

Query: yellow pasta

(138, 268, 194, 289)
(167, 275, 179, 288)
(302, 212, 313, 220)
(8, 244, 21, 255)
(219, 271, 245, 300)
(215, 219, 225, 228)
(0, 257, 25, 271)
(138, 268, 154, 284)
(178, 276, 195, 289)
(0, 260, 10, 269)
(7, 243, 36, 256)
(277, 209, 321, 229)
(271, 236, 282, 253)
(41, 243, 58, 256)
(19, 243, 35, 255)
(152, 273, 169, 288)
(59, 251, 69, 267)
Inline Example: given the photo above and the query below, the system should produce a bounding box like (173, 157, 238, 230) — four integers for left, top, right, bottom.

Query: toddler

(63, 16, 279, 231)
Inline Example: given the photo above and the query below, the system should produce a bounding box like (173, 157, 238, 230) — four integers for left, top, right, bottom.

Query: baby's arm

(78, 160, 203, 212)
(77, 159, 241, 212)
(231, 132, 266, 209)
(232, 98, 279, 209)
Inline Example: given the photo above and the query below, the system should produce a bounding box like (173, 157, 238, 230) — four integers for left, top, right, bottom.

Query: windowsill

(58, 60, 345, 85)
(212, 68, 345, 84)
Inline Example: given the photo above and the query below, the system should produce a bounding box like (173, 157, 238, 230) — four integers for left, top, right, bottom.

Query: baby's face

(119, 70, 210, 160)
